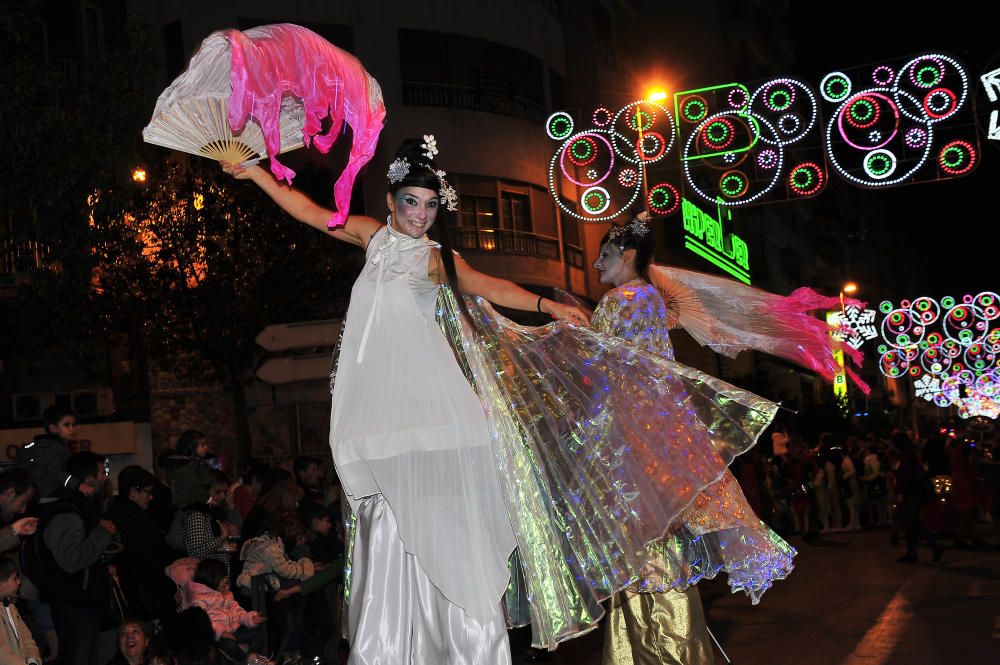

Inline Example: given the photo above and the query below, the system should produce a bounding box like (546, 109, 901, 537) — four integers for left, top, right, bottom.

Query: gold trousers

(603, 587, 714, 665)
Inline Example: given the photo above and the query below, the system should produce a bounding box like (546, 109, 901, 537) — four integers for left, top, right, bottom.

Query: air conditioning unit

(71, 387, 115, 416)
(12, 393, 55, 421)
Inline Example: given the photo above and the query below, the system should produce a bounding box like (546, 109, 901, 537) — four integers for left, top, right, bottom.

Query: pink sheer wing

(227, 24, 386, 228)
(648, 264, 870, 393)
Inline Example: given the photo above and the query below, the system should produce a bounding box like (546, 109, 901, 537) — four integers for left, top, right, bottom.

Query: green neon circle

(629, 109, 653, 131)
(941, 145, 967, 168)
(850, 98, 875, 122)
(790, 167, 814, 190)
(683, 99, 706, 121)
(916, 65, 941, 87)
(582, 190, 607, 213)
(571, 139, 593, 160)
(824, 76, 850, 101)
(549, 116, 571, 139)
(705, 120, 730, 144)
(721, 173, 745, 196)
(769, 88, 792, 110)
(866, 153, 890, 175)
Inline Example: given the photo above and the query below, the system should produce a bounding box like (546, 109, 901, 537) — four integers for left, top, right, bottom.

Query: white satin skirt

(348, 495, 512, 665)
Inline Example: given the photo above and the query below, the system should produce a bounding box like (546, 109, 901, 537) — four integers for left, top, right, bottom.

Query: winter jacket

(0, 600, 41, 664)
(16, 434, 70, 499)
(165, 558, 260, 639)
(237, 534, 314, 592)
(105, 495, 176, 619)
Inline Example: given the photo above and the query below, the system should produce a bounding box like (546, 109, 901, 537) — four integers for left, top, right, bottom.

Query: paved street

(526, 529, 1000, 665)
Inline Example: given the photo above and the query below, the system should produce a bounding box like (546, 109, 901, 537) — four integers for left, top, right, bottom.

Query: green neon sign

(681, 197, 751, 284)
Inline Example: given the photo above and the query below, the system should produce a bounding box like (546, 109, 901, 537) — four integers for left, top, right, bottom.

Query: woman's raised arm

(221, 161, 381, 249)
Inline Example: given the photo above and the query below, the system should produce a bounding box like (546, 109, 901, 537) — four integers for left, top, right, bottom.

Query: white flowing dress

(330, 223, 516, 624)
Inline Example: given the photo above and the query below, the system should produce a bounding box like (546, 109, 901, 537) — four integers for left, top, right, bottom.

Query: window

(501, 192, 531, 232)
(460, 196, 498, 229)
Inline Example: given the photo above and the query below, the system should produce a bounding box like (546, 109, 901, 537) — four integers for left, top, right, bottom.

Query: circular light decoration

(863, 149, 897, 179)
(719, 170, 750, 199)
(647, 182, 680, 216)
(757, 148, 779, 170)
(592, 106, 612, 127)
(747, 77, 819, 146)
(728, 88, 748, 109)
(826, 86, 938, 188)
(617, 168, 638, 187)
(904, 127, 927, 149)
(846, 95, 881, 129)
(821, 71, 852, 103)
(548, 126, 640, 222)
(938, 140, 976, 175)
(880, 349, 911, 378)
(637, 131, 666, 161)
(581, 186, 612, 215)
(909, 296, 941, 325)
(586, 168, 598, 180)
(681, 95, 708, 122)
(923, 87, 957, 119)
(701, 118, 736, 149)
(892, 53, 969, 125)
(611, 101, 676, 166)
(872, 65, 894, 86)
(922, 345, 950, 375)
(546, 111, 574, 140)
(765, 82, 796, 111)
(567, 135, 598, 166)
(881, 307, 922, 348)
(788, 162, 825, 196)
(944, 302, 987, 345)
(778, 113, 802, 135)
(683, 110, 784, 206)
(974, 292, 1000, 320)
(909, 58, 943, 88)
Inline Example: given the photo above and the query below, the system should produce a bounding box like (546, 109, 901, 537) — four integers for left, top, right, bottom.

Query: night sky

(785, 2, 998, 298)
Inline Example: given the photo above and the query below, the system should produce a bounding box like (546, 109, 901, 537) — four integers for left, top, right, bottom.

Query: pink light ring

(728, 88, 748, 110)
(906, 56, 944, 89)
(559, 131, 615, 187)
(547, 134, 641, 223)
(592, 106, 612, 127)
(757, 148, 779, 170)
(923, 87, 958, 120)
(681, 111, 782, 207)
(904, 127, 928, 149)
(893, 53, 969, 123)
(825, 106, 933, 188)
(747, 78, 818, 146)
(872, 65, 894, 86)
(835, 90, 900, 150)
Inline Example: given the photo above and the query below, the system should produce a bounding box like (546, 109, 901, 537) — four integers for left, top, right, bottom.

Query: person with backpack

(25, 452, 117, 665)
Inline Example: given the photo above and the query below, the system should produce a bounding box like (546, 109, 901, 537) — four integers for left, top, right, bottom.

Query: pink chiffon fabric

(648, 265, 870, 393)
(226, 24, 386, 228)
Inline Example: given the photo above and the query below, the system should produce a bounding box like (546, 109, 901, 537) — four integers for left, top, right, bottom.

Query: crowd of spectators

(1, 406, 345, 665)
(731, 421, 1000, 563)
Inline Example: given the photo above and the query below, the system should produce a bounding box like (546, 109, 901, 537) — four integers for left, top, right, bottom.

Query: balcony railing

(449, 227, 561, 261)
(1, 239, 51, 276)
(403, 82, 547, 123)
(564, 244, 584, 269)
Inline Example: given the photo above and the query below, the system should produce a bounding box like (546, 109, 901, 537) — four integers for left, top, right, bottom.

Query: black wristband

(536, 295, 545, 313)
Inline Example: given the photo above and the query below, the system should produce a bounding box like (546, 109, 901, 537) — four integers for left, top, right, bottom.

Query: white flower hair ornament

(435, 169, 459, 212)
(421, 134, 439, 160)
(387, 157, 410, 184)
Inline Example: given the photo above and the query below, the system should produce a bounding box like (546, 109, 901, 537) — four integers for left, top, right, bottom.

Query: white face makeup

(593, 241, 636, 287)
(388, 186, 440, 238)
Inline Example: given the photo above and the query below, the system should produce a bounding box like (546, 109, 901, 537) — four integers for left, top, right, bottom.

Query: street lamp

(132, 167, 147, 184)
(647, 88, 668, 102)
(842, 282, 858, 295)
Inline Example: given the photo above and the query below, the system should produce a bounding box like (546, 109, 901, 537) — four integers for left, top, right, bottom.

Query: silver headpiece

(385, 134, 457, 212)
(608, 215, 651, 243)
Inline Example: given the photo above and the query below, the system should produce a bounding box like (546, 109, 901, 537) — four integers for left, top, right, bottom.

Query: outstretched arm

(450, 253, 589, 325)
(221, 162, 381, 249)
